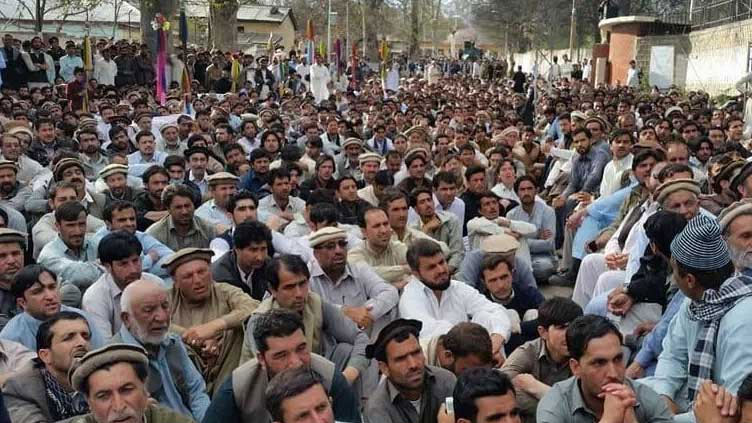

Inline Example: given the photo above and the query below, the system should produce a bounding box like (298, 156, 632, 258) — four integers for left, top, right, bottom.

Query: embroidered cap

(308, 226, 347, 248)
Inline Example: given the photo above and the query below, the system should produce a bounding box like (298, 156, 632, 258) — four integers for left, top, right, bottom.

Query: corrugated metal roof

(182, 1, 291, 23)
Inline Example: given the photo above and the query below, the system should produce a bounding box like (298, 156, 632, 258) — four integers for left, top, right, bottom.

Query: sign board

(649, 45, 674, 89)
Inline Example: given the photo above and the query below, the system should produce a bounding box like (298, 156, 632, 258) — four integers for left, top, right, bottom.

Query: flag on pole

(335, 38, 342, 77)
(379, 39, 389, 81)
(350, 42, 358, 86)
(305, 19, 314, 65)
(82, 35, 93, 113)
(179, 7, 189, 48)
(231, 58, 241, 93)
(318, 40, 326, 61)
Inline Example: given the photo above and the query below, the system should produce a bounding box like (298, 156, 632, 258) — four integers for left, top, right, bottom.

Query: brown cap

(206, 172, 240, 186)
(0, 160, 18, 174)
(161, 248, 214, 274)
(99, 163, 129, 179)
(480, 233, 520, 254)
(655, 178, 701, 204)
(69, 344, 149, 393)
(53, 158, 85, 181)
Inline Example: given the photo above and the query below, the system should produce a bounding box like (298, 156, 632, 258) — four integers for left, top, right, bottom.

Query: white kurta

(385, 64, 400, 92)
(309, 63, 331, 104)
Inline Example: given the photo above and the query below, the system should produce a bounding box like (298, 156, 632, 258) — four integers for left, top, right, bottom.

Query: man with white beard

(720, 199, 752, 272)
(113, 279, 210, 421)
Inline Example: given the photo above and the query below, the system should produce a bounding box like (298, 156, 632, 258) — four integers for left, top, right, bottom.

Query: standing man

(626, 59, 640, 88)
(59, 43, 83, 82)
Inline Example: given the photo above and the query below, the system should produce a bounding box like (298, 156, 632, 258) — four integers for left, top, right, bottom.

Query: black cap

(365, 319, 422, 362)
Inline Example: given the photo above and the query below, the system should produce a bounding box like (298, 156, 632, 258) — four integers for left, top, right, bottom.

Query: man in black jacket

(211, 220, 272, 301)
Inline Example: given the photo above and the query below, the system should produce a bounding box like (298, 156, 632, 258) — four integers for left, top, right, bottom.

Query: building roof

(181, 1, 296, 29)
(0, 0, 141, 23)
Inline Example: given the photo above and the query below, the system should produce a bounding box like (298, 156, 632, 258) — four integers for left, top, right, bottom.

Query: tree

(139, 0, 178, 56)
(17, 0, 97, 33)
(209, 0, 239, 51)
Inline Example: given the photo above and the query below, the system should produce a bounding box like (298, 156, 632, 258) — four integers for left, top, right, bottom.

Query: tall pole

(361, 0, 366, 59)
(569, 0, 576, 61)
(345, 1, 349, 62)
(327, 0, 332, 62)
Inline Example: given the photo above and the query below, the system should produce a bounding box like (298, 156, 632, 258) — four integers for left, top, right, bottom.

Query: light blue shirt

(59, 54, 84, 82)
(90, 228, 174, 277)
(0, 305, 104, 350)
(127, 151, 168, 178)
(641, 293, 752, 417)
(37, 236, 104, 293)
(195, 199, 233, 226)
(0, 52, 6, 88)
(634, 290, 685, 374)
(507, 197, 556, 255)
(572, 184, 634, 259)
(118, 326, 210, 421)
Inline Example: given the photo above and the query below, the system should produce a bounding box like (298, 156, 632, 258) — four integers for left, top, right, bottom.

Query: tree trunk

(139, 0, 178, 57)
(409, 0, 419, 58)
(210, 0, 239, 51)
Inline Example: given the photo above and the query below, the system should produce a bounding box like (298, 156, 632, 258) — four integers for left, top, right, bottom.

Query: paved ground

(540, 284, 573, 299)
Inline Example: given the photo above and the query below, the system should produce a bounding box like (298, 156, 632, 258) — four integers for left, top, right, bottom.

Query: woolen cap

(342, 138, 364, 149)
(159, 122, 179, 133)
(70, 344, 149, 392)
(162, 248, 214, 274)
(365, 319, 422, 361)
(655, 178, 701, 204)
(308, 226, 347, 248)
(206, 172, 239, 186)
(730, 161, 752, 195)
(53, 158, 85, 181)
(480, 233, 520, 254)
(718, 199, 752, 234)
(99, 163, 128, 179)
(670, 214, 731, 270)
(0, 160, 17, 174)
(664, 106, 684, 118)
(358, 152, 382, 165)
(0, 228, 26, 246)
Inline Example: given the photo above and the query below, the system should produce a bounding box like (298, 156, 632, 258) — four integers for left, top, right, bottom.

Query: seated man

(409, 188, 464, 273)
(420, 321, 495, 376)
(348, 206, 412, 288)
(195, 172, 238, 226)
(32, 182, 105, 260)
(308, 225, 399, 337)
(203, 309, 362, 423)
(537, 315, 672, 423)
(241, 255, 370, 385)
(641, 214, 752, 418)
(506, 175, 557, 283)
(364, 318, 456, 423)
(83, 231, 165, 340)
(164, 248, 259, 395)
(265, 367, 339, 423)
(209, 190, 313, 263)
(381, 187, 450, 251)
(258, 167, 305, 230)
(99, 163, 141, 205)
(145, 183, 220, 251)
(134, 165, 171, 231)
(336, 175, 371, 226)
(0, 159, 32, 213)
(4, 311, 91, 422)
(69, 344, 195, 423)
(0, 264, 104, 350)
(92, 200, 174, 277)
(478, 252, 545, 352)
(0, 338, 35, 384)
(0, 229, 33, 330)
(115, 279, 210, 421)
(502, 297, 583, 423)
(212, 220, 273, 300)
(399, 238, 510, 358)
(37, 202, 105, 297)
(451, 367, 523, 423)
(27, 157, 107, 220)
(466, 190, 537, 261)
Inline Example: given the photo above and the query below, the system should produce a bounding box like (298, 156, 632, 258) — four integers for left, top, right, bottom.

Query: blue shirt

(37, 236, 104, 293)
(59, 55, 83, 82)
(90, 228, 174, 278)
(634, 291, 685, 373)
(506, 197, 556, 255)
(118, 326, 210, 421)
(642, 292, 752, 416)
(572, 184, 634, 259)
(0, 305, 104, 350)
